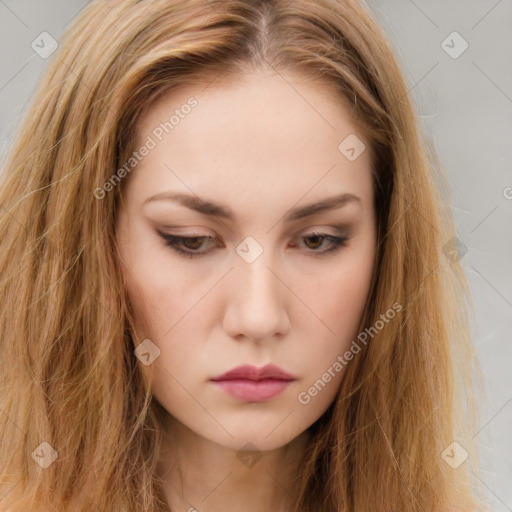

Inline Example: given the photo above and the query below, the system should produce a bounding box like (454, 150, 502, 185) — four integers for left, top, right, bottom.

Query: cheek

(299, 256, 373, 336)
(327, 269, 371, 332)
(124, 245, 196, 326)
(294, 251, 374, 380)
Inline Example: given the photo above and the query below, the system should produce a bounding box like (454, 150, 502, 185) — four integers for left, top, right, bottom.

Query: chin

(198, 420, 309, 453)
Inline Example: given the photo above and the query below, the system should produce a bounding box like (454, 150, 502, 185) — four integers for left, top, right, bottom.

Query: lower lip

(211, 378, 293, 402)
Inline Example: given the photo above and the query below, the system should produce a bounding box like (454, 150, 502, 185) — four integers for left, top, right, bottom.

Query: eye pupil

(304, 234, 324, 249)
(183, 237, 204, 250)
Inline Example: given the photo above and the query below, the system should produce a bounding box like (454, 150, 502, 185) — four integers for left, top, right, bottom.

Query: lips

(211, 364, 296, 382)
(210, 364, 296, 402)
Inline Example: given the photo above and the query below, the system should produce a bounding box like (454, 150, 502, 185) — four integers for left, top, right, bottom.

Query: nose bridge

(224, 238, 289, 341)
(237, 240, 283, 306)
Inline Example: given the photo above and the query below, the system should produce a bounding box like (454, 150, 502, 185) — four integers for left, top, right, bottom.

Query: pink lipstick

(210, 364, 295, 402)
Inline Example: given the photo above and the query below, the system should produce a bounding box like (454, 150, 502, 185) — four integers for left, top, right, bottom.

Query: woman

(0, 0, 488, 510)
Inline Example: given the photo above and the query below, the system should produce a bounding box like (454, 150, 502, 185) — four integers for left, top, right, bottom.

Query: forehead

(125, 68, 374, 219)
(135, 67, 363, 150)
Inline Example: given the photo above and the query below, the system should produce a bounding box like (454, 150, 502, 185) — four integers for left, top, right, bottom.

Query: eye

(157, 232, 219, 259)
(156, 230, 349, 259)
(296, 231, 348, 256)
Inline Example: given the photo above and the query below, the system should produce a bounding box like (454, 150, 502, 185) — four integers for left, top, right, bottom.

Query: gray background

(0, 1, 511, 509)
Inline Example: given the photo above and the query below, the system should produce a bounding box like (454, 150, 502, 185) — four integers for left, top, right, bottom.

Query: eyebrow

(143, 191, 361, 222)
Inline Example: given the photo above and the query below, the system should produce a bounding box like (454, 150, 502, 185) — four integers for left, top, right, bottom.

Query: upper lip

(211, 364, 296, 381)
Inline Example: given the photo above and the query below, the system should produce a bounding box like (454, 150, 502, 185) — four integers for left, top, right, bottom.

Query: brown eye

(298, 232, 348, 255)
(180, 236, 207, 250)
(157, 232, 219, 259)
(303, 234, 326, 249)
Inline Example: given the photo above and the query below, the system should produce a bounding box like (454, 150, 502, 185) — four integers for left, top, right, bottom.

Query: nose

(222, 249, 290, 343)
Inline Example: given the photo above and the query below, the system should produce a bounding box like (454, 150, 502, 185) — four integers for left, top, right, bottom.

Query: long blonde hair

(0, 0, 488, 510)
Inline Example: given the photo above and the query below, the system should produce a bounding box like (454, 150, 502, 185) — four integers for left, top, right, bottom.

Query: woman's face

(116, 67, 376, 452)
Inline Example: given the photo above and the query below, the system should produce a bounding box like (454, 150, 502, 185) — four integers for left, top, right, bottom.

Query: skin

(115, 66, 376, 512)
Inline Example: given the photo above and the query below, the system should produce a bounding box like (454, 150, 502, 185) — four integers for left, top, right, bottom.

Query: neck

(156, 415, 311, 512)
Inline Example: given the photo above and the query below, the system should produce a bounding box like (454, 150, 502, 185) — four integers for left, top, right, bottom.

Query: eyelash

(157, 231, 349, 259)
